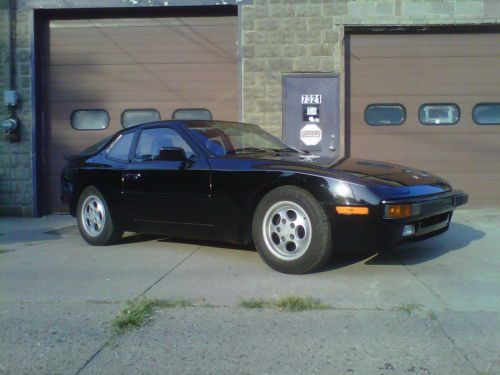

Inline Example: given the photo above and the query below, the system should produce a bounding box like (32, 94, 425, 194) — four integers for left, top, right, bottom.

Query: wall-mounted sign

(303, 105, 320, 122)
(301, 94, 322, 104)
(300, 123, 322, 146)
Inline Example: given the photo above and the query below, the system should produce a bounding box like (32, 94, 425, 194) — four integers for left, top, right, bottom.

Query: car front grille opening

(420, 212, 450, 228)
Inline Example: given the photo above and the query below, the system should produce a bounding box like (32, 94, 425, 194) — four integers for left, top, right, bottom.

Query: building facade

(0, 0, 499, 216)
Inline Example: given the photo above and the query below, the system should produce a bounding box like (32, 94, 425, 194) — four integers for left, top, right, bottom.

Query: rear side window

(419, 104, 460, 125)
(473, 103, 500, 125)
(135, 127, 195, 161)
(121, 109, 161, 128)
(107, 132, 135, 161)
(71, 110, 109, 130)
(365, 104, 406, 126)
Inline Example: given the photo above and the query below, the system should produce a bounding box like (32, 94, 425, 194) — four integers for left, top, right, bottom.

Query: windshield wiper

(229, 147, 301, 155)
(270, 147, 300, 153)
(228, 147, 274, 154)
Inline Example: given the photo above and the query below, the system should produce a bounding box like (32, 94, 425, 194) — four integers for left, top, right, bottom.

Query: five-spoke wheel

(81, 195, 106, 237)
(77, 186, 122, 246)
(263, 201, 312, 261)
(253, 186, 333, 274)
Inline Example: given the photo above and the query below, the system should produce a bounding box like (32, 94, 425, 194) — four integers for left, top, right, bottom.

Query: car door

(123, 126, 213, 238)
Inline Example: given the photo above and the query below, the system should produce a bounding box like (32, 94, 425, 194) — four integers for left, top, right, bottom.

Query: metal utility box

(282, 74, 340, 160)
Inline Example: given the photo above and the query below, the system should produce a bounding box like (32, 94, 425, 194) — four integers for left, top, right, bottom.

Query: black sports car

(61, 120, 468, 274)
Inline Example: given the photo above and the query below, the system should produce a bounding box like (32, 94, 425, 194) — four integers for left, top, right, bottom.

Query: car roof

(119, 120, 258, 135)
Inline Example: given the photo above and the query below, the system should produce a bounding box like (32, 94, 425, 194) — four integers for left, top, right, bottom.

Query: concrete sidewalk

(0, 211, 498, 374)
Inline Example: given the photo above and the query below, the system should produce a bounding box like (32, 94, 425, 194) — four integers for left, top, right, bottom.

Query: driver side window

(135, 127, 195, 161)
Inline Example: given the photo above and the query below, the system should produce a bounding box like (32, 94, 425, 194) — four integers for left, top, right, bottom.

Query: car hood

(230, 153, 451, 190)
(327, 158, 448, 186)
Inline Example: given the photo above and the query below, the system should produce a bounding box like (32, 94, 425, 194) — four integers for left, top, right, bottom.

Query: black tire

(76, 186, 123, 246)
(252, 186, 332, 274)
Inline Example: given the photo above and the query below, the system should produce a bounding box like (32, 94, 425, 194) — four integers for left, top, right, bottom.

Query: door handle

(125, 172, 142, 180)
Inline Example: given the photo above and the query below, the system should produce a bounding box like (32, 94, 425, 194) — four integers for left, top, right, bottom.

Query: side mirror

(158, 147, 187, 162)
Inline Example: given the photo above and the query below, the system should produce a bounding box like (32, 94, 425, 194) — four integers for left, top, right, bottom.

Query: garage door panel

(52, 42, 236, 55)
(350, 44, 500, 58)
(349, 120, 500, 134)
(349, 56, 500, 68)
(349, 84, 499, 97)
(348, 33, 500, 209)
(46, 16, 238, 213)
(50, 80, 236, 94)
(51, 52, 236, 66)
(349, 34, 499, 47)
(50, 64, 236, 77)
(352, 135, 500, 153)
(351, 74, 500, 86)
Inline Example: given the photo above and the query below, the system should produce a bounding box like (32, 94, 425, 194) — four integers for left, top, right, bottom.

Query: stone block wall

(0, 2, 33, 216)
(241, 0, 500, 136)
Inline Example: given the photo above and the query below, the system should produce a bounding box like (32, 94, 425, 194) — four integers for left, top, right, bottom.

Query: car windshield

(186, 121, 298, 156)
(78, 135, 113, 156)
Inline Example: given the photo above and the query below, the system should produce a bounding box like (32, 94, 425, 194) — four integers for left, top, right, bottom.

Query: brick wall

(241, 0, 500, 137)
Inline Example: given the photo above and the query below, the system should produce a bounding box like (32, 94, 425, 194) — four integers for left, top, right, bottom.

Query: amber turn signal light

(384, 204, 412, 218)
(336, 206, 369, 215)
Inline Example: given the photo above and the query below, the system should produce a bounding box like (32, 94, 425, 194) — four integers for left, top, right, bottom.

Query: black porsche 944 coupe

(61, 120, 468, 274)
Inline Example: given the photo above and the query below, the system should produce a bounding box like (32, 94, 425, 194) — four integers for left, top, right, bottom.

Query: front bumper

(381, 190, 468, 246)
(328, 190, 468, 251)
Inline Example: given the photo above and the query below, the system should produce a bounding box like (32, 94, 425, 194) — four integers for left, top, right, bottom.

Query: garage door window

(365, 104, 406, 126)
(473, 103, 500, 125)
(122, 109, 161, 128)
(419, 104, 460, 125)
(107, 132, 135, 162)
(173, 108, 213, 121)
(71, 110, 109, 130)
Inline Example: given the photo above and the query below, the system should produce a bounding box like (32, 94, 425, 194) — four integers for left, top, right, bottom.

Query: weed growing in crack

(240, 295, 330, 312)
(111, 297, 193, 333)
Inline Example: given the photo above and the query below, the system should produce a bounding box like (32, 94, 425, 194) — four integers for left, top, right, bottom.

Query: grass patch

(239, 298, 270, 309)
(427, 310, 437, 321)
(0, 248, 14, 255)
(111, 297, 193, 333)
(398, 303, 424, 315)
(274, 296, 330, 312)
(240, 296, 330, 312)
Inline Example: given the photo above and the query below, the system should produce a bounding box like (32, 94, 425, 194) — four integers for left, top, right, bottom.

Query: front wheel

(252, 186, 332, 274)
(77, 186, 122, 246)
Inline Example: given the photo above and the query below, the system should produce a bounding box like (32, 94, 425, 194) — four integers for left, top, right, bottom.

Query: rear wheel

(77, 186, 122, 246)
(252, 186, 332, 274)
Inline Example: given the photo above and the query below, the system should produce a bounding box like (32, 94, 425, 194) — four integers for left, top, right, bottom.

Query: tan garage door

(347, 33, 500, 209)
(45, 16, 238, 212)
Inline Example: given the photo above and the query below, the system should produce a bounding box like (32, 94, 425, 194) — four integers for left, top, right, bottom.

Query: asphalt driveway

(0, 211, 498, 375)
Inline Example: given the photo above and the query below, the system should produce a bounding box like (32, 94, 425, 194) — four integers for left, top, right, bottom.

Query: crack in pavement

(388, 249, 481, 375)
(73, 246, 200, 375)
(389, 249, 449, 309)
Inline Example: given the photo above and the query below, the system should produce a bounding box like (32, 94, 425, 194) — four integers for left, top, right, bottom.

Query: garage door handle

(125, 172, 142, 180)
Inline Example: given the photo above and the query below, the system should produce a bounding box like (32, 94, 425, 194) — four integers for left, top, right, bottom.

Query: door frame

(281, 73, 341, 158)
(32, 5, 239, 216)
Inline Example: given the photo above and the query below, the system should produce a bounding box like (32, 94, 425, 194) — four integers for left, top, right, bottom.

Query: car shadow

(319, 222, 485, 272)
(0, 227, 67, 245)
(120, 233, 166, 244)
(157, 237, 256, 252)
(116, 222, 484, 271)
(378, 222, 485, 266)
